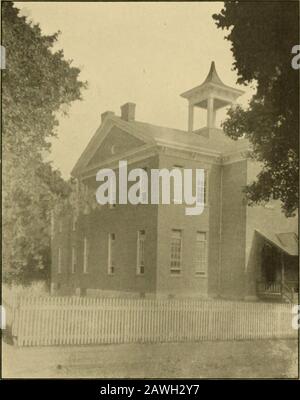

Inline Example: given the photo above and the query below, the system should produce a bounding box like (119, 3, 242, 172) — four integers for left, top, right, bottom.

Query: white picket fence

(9, 296, 297, 346)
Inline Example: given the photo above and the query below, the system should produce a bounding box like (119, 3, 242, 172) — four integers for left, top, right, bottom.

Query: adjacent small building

(51, 62, 298, 302)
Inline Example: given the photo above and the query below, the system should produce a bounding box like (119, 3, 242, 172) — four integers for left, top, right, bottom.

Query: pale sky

(17, 2, 253, 178)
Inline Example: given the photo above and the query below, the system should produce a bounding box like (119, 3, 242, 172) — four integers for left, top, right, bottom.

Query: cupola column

(207, 97, 215, 128)
(188, 103, 194, 133)
(181, 61, 244, 135)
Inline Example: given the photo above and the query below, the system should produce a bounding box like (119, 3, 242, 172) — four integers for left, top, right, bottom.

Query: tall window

(83, 237, 88, 273)
(196, 170, 208, 205)
(108, 233, 115, 274)
(137, 230, 146, 275)
(173, 165, 183, 204)
(195, 232, 207, 276)
(71, 246, 76, 274)
(170, 229, 182, 275)
(58, 247, 62, 274)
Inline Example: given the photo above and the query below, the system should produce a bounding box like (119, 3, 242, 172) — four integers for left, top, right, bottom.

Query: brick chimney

(101, 111, 114, 124)
(121, 102, 136, 122)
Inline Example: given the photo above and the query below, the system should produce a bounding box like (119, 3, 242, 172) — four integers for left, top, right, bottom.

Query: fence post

(9, 296, 297, 346)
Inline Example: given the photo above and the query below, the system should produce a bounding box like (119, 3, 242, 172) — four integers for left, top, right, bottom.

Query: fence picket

(8, 296, 297, 346)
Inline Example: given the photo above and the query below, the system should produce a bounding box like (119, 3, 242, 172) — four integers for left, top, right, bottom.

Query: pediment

(71, 116, 157, 176)
(86, 125, 145, 168)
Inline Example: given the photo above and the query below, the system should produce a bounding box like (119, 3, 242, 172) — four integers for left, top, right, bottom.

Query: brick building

(51, 62, 298, 301)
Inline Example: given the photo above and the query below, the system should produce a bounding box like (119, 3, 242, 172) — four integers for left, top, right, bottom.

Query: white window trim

(83, 237, 88, 274)
(203, 170, 209, 205)
(71, 246, 76, 274)
(108, 233, 115, 275)
(58, 247, 62, 274)
(170, 229, 183, 275)
(136, 230, 145, 275)
(196, 169, 209, 206)
(195, 231, 208, 277)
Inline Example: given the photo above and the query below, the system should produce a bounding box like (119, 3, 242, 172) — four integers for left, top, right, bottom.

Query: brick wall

(155, 153, 215, 298)
(51, 155, 159, 296)
(219, 160, 247, 299)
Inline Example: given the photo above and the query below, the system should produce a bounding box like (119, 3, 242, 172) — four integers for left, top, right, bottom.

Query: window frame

(71, 246, 76, 274)
(58, 247, 62, 274)
(83, 237, 88, 274)
(108, 233, 116, 275)
(170, 229, 183, 275)
(194, 231, 208, 277)
(196, 169, 208, 206)
(136, 230, 146, 275)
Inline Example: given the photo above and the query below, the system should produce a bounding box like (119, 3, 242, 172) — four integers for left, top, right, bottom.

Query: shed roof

(255, 229, 298, 256)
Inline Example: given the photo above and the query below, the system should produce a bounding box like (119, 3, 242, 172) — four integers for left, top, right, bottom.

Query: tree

(2, 2, 86, 283)
(213, 1, 299, 216)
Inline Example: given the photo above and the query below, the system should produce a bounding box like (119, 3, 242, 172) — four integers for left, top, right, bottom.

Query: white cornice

(75, 118, 251, 180)
(221, 144, 250, 165)
(80, 145, 157, 180)
(155, 138, 221, 158)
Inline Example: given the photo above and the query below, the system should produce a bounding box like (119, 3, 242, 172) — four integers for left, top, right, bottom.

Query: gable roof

(130, 119, 248, 153)
(71, 114, 249, 177)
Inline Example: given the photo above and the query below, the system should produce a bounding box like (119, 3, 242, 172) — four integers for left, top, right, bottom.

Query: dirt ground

(2, 339, 298, 379)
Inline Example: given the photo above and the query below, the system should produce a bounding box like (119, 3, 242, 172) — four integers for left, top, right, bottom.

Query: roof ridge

(133, 119, 187, 134)
(113, 116, 238, 145)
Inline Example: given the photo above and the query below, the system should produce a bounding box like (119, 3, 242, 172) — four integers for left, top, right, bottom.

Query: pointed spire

(202, 61, 224, 86)
(180, 60, 244, 100)
(180, 60, 245, 133)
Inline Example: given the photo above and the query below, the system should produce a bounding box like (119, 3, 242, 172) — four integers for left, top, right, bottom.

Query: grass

(2, 339, 298, 378)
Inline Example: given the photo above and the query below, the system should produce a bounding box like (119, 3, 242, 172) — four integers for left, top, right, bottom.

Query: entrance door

(261, 244, 279, 283)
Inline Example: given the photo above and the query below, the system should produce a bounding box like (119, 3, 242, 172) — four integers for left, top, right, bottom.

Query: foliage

(2, 2, 86, 283)
(213, 1, 299, 216)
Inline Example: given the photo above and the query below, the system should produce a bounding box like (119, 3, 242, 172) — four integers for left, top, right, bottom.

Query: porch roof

(255, 229, 298, 256)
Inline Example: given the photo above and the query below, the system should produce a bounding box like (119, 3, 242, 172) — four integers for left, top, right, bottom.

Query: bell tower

(181, 61, 244, 134)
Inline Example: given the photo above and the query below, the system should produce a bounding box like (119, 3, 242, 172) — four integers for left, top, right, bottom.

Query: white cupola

(181, 61, 244, 134)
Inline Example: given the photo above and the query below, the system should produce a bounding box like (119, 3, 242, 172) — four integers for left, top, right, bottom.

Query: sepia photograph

(1, 1, 299, 380)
